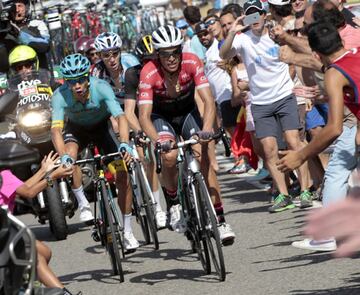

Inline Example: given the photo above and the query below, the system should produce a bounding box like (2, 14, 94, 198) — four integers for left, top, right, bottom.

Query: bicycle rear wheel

(100, 180, 124, 282)
(136, 165, 159, 250)
(195, 174, 226, 281)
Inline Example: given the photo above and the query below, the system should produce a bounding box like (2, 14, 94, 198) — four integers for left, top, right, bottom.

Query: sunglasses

(66, 75, 89, 86)
(101, 49, 120, 60)
(158, 47, 182, 58)
(14, 61, 33, 72)
(205, 18, 218, 26)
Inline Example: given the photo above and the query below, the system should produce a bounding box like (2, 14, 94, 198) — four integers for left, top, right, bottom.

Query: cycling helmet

(135, 35, 155, 60)
(94, 32, 122, 52)
(74, 35, 91, 53)
(60, 54, 90, 79)
(8, 45, 38, 70)
(152, 25, 183, 50)
(84, 38, 96, 53)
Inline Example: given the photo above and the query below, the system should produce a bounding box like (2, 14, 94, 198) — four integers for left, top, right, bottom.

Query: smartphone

(243, 12, 261, 26)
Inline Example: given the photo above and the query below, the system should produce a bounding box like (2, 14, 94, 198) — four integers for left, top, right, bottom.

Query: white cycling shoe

(218, 223, 235, 246)
(79, 205, 94, 223)
(155, 210, 167, 229)
(169, 204, 187, 233)
(124, 232, 139, 251)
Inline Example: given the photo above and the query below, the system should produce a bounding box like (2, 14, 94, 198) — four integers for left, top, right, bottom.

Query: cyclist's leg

(63, 124, 93, 221)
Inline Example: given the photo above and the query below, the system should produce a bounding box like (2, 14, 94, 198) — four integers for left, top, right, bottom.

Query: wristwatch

(46, 175, 54, 187)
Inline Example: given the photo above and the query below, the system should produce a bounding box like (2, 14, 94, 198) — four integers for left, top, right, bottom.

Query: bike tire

(136, 165, 159, 250)
(185, 175, 211, 274)
(132, 175, 151, 245)
(100, 180, 124, 282)
(47, 182, 68, 241)
(195, 173, 226, 281)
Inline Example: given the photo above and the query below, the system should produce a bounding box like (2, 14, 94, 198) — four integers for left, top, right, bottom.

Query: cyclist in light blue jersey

(51, 54, 140, 251)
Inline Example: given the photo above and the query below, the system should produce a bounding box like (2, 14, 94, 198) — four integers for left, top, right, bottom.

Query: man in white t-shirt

(220, 0, 311, 213)
(195, 22, 239, 136)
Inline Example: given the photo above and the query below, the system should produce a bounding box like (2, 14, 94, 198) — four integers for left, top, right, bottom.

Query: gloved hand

(118, 142, 133, 156)
(60, 154, 74, 166)
(134, 130, 147, 146)
(196, 131, 214, 141)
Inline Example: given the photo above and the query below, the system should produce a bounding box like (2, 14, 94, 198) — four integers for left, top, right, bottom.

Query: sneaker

(299, 190, 313, 209)
(218, 223, 235, 246)
(248, 168, 270, 180)
(169, 204, 187, 233)
(268, 194, 295, 213)
(155, 210, 167, 229)
(79, 205, 94, 223)
(292, 238, 336, 252)
(123, 231, 139, 250)
(228, 162, 250, 174)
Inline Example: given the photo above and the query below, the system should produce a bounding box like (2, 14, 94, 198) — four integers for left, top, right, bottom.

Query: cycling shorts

(63, 118, 119, 154)
(151, 109, 202, 141)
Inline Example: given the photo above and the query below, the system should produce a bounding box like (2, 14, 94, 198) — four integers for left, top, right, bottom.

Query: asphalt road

(18, 154, 360, 295)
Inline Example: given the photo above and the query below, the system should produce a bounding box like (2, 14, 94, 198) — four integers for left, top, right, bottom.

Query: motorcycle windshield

(9, 70, 53, 145)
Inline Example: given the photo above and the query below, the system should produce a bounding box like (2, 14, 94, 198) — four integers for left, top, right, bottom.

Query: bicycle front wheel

(195, 174, 226, 281)
(136, 165, 159, 250)
(100, 180, 124, 282)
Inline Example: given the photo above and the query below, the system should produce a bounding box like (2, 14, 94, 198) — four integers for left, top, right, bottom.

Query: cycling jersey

(138, 52, 209, 118)
(91, 53, 140, 104)
(329, 48, 360, 120)
(124, 65, 141, 101)
(51, 76, 123, 129)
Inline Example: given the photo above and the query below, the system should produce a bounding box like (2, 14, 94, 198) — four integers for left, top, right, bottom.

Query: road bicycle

(75, 150, 125, 283)
(128, 134, 159, 250)
(154, 128, 231, 281)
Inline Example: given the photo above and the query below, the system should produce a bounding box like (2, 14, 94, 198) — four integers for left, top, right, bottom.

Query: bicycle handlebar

(155, 127, 231, 174)
(74, 151, 124, 166)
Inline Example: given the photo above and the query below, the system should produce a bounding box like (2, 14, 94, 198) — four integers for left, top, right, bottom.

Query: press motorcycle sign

(17, 79, 53, 107)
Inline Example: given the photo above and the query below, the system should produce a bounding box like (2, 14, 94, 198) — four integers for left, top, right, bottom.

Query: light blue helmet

(60, 54, 91, 79)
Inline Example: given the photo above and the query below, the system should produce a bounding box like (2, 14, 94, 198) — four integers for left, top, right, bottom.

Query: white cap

(268, 0, 291, 5)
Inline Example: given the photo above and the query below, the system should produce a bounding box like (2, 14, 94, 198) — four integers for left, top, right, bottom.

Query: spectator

(176, 18, 192, 53)
(222, 3, 244, 18)
(183, 6, 207, 62)
(204, 14, 224, 41)
(219, 9, 238, 39)
(329, 0, 357, 27)
(220, 0, 312, 213)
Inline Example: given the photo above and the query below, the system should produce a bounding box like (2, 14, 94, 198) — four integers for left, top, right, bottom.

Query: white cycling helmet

(152, 25, 183, 50)
(94, 32, 122, 52)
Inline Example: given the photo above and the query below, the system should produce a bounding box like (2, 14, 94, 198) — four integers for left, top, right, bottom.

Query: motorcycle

(5, 69, 76, 240)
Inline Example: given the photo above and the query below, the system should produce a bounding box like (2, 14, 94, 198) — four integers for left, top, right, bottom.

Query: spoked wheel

(195, 174, 226, 281)
(100, 180, 124, 282)
(136, 165, 159, 250)
(184, 182, 210, 274)
(132, 183, 151, 245)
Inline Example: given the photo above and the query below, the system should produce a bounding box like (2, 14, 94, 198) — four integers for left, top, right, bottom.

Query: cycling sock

(165, 188, 179, 207)
(72, 186, 89, 208)
(124, 213, 132, 233)
(214, 202, 226, 224)
(152, 190, 162, 212)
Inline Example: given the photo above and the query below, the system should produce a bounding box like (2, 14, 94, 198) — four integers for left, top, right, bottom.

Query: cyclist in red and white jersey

(138, 25, 235, 244)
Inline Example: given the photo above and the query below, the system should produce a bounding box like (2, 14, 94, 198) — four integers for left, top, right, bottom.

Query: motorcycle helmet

(74, 35, 91, 54)
(8, 45, 38, 75)
(60, 54, 91, 79)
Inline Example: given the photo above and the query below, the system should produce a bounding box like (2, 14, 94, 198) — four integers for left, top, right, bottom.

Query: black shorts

(63, 119, 119, 154)
(220, 100, 241, 128)
(151, 109, 202, 140)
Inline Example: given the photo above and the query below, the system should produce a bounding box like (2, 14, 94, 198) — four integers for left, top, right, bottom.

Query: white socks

(124, 213, 133, 233)
(153, 190, 162, 212)
(72, 186, 89, 209)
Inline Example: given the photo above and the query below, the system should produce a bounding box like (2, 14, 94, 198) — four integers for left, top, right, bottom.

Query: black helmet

(135, 35, 156, 60)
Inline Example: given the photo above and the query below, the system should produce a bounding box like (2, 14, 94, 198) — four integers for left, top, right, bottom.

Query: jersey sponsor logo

(18, 93, 50, 107)
(139, 81, 151, 89)
(145, 68, 158, 79)
(200, 76, 207, 82)
(181, 73, 190, 80)
(140, 92, 149, 98)
(182, 59, 197, 65)
(195, 66, 204, 76)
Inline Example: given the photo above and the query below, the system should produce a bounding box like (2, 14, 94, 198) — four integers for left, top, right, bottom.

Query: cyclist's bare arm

(124, 98, 142, 132)
(197, 86, 216, 132)
(139, 103, 160, 143)
(116, 114, 130, 142)
(51, 127, 67, 156)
